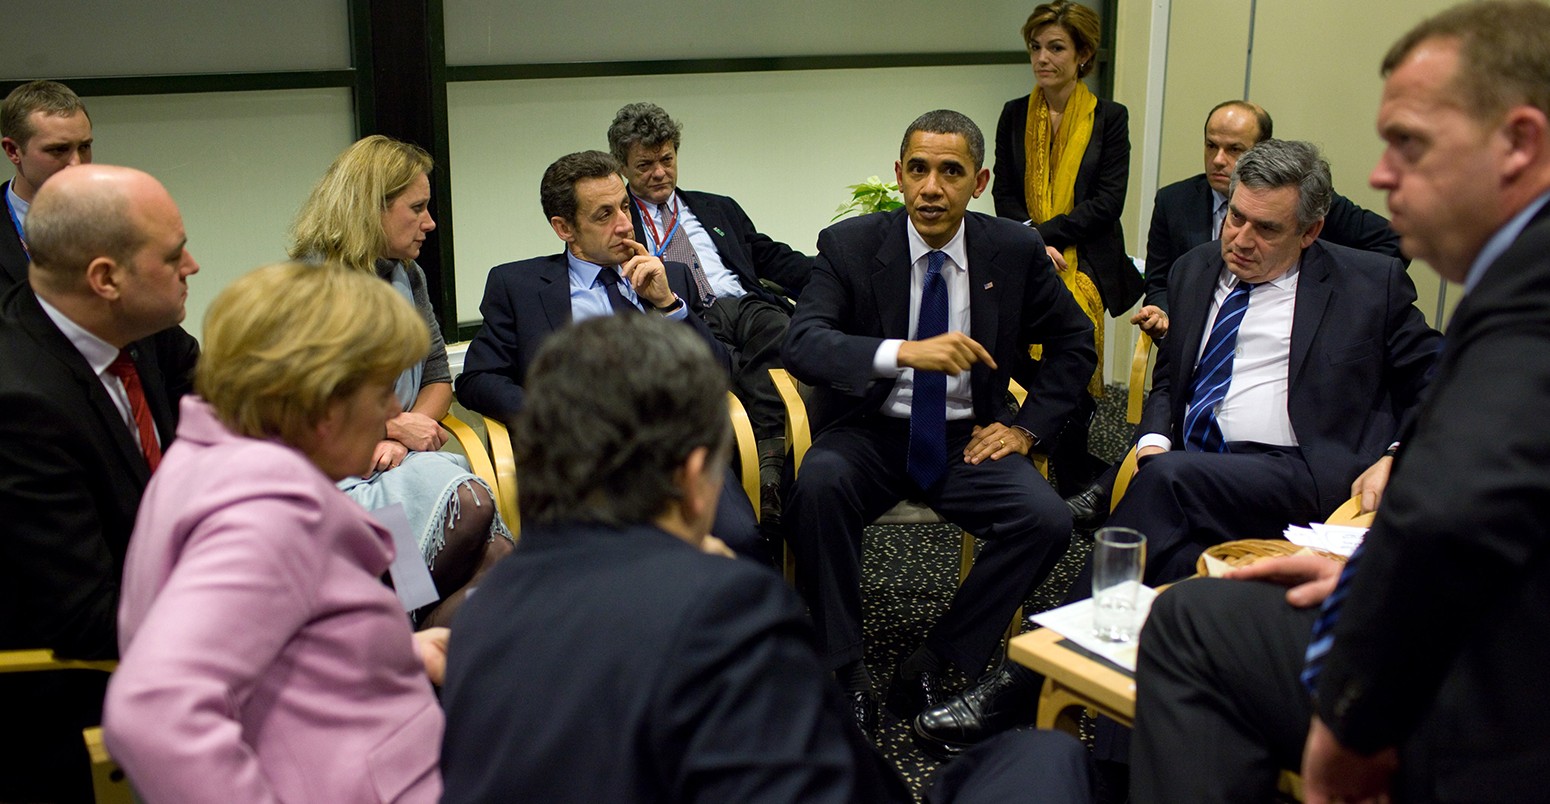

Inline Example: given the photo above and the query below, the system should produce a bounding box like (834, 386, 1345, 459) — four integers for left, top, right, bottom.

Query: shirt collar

(1211, 188, 1228, 213)
(1219, 254, 1301, 292)
(35, 293, 120, 376)
(6, 181, 28, 232)
(905, 216, 969, 273)
(566, 250, 616, 289)
(631, 189, 679, 219)
(1464, 189, 1550, 294)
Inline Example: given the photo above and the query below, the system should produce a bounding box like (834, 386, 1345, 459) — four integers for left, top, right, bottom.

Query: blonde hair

(288, 135, 434, 273)
(196, 261, 427, 445)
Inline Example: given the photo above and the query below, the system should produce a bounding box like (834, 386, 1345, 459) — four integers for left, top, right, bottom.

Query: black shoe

(759, 480, 781, 527)
(846, 690, 879, 740)
(910, 662, 1039, 760)
(1064, 480, 1110, 531)
(885, 667, 949, 720)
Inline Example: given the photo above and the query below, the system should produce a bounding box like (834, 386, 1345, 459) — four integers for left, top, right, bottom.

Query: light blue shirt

(635, 193, 745, 299)
(565, 251, 687, 323)
(1463, 190, 1550, 294)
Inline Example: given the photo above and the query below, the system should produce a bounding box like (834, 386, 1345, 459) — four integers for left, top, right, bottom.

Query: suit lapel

(536, 253, 573, 334)
(965, 214, 1000, 356)
(1188, 176, 1215, 247)
(1174, 253, 1218, 387)
(873, 214, 913, 339)
(14, 291, 151, 484)
(678, 192, 742, 280)
(1289, 243, 1334, 387)
(0, 180, 28, 288)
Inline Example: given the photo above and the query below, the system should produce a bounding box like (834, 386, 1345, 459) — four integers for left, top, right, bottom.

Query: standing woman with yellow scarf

(993, 0, 1140, 495)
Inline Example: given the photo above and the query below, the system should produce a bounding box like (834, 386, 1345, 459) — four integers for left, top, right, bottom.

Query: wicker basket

(1196, 538, 1347, 576)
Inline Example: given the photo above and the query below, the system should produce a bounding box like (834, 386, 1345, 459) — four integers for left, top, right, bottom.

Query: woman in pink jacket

(103, 263, 446, 802)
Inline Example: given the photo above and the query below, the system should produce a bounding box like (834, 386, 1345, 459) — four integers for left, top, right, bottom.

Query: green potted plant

(832, 176, 903, 221)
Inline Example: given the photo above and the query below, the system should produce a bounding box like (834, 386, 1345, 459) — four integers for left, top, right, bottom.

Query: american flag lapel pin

(983, 281, 994, 290)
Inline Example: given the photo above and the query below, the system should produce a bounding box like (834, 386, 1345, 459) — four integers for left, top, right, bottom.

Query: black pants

(702, 294, 789, 441)
(786, 417, 1071, 675)
(1131, 578, 1315, 803)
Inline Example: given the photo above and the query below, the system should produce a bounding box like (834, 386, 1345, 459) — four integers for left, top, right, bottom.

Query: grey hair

(1228, 139, 1332, 232)
(606, 102, 683, 164)
(901, 109, 986, 170)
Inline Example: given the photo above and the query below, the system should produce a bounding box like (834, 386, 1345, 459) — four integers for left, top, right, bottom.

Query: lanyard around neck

(632, 193, 682, 259)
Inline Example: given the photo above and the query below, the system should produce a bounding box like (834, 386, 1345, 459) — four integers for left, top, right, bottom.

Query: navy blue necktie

(595, 266, 640, 315)
(1184, 281, 1258, 452)
(1301, 544, 1365, 694)
(908, 250, 949, 489)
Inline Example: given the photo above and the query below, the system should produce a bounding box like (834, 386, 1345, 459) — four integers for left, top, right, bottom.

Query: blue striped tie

(908, 250, 949, 489)
(1183, 282, 1258, 452)
(1301, 544, 1364, 694)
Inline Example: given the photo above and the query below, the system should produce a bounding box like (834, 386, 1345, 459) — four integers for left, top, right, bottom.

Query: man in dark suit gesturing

(782, 109, 1094, 734)
(1132, 4, 1550, 801)
(442, 313, 1096, 804)
(607, 102, 814, 518)
(455, 150, 759, 559)
(0, 164, 200, 801)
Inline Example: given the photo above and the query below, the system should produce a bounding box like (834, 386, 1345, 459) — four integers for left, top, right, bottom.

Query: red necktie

(106, 349, 162, 472)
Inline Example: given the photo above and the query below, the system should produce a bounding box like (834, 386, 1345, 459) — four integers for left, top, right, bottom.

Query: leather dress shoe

(845, 690, 879, 740)
(1064, 480, 1110, 531)
(910, 662, 1039, 761)
(885, 667, 949, 720)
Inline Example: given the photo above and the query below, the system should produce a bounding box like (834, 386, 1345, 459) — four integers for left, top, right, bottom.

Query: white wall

(447, 64, 1030, 320)
(88, 89, 357, 338)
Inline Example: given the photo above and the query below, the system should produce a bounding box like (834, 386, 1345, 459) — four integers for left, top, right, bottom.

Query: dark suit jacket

(1316, 211, 1550, 799)
(456, 253, 731, 423)
(1144, 173, 1406, 311)
(993, 95, 1141, 317)
(439, 522, 911, 804)
(0, 284, 198, 659)
(630, 189, 814, 307)
(1139, 239, 1440, 516)
(0, 181, 27, 294)
(0, 283, 197, 798)
(782, 209, 1095, 443)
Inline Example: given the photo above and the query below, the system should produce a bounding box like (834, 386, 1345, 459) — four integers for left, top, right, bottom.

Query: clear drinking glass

(1092, 527, 1147, 643)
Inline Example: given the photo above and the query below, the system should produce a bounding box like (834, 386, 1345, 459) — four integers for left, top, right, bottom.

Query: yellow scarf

(1024, 82, 1105, 398)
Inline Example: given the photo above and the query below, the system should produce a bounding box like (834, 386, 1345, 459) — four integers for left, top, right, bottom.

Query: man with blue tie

(781, 109, 1095, 736)
(912, 139, 1440, 760)
(455, 150, 761, 560)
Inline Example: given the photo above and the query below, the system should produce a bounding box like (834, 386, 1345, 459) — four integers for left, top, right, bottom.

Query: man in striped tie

(1131, 3, 1550, 801)
(1099, 138, 1440, 586)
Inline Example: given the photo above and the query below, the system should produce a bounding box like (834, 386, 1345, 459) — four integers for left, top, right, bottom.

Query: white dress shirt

(872, 219, 975, 421)
(1140, 260, 1300, 451)
(36, 294, 157, 450)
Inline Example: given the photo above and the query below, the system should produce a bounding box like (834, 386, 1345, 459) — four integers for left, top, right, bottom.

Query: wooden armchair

(0, 650, 128, 803)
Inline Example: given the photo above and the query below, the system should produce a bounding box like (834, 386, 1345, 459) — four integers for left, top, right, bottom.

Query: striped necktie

(1183, 281, 1257, 452)
(657, 203, 715, 308)
(1301, 544, 1365, 694)
(907, 250, 949, 489)
(105, 349, 162, 472)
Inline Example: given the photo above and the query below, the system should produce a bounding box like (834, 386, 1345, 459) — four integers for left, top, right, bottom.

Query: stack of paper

(1284, 522, 1366, 557)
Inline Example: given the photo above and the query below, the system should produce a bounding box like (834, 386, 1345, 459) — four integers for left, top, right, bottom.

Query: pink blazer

(104, 398, 442, 803)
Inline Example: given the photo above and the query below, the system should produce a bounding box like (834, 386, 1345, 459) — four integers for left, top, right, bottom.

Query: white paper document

(1284, 522, 1367, 557)
(376, 503, 441, 613)
(1030, 584, 1160, 673)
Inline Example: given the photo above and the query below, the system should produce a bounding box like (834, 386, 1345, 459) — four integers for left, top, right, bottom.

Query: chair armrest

(1325, 496, 1376, 528)
(479, 417, 520, 538)
(1127, 332, 1154, 426)
(727, 392, 761, 521)
(768, 368, 811, 477)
